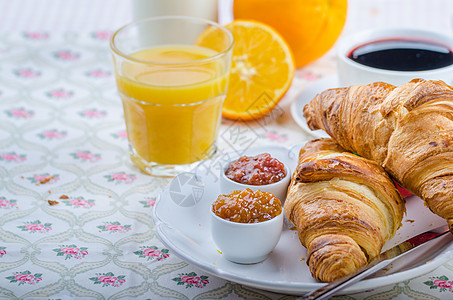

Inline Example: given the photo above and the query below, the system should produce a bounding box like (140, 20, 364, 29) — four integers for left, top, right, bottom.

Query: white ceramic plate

(152, 145, 453, 296)
(291, 76, 339, 139)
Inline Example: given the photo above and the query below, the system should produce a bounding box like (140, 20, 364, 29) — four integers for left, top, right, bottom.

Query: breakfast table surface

(2, 0, 453, 299)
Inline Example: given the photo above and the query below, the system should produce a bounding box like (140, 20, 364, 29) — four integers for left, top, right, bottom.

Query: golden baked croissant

(303, 79, 453, 230)
(285, 138, 405, 282)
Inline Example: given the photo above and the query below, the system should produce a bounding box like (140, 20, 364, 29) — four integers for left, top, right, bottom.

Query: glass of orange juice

(110, 16, 233, 177)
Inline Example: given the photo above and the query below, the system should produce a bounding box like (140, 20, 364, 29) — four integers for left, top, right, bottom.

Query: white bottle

(132, 0, 218, 22)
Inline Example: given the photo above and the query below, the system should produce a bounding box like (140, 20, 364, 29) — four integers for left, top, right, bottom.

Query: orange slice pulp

(197, 20, 295, 120)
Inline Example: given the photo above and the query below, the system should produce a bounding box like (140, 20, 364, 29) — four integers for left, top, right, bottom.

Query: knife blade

(299, 224, 451, 300)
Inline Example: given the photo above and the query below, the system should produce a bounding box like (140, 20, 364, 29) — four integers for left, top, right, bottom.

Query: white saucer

(291, 76, 340, 138)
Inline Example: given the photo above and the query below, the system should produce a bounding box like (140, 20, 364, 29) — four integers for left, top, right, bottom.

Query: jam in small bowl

(220, 153, 291, 203)
(210, 188, 283, 264)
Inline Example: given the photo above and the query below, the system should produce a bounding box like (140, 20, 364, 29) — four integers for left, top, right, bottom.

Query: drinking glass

(110, 16, 233, 176)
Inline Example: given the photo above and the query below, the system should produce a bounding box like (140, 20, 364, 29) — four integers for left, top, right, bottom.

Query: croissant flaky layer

(303, 79, 453, 230)
(284, 139, 404, 282)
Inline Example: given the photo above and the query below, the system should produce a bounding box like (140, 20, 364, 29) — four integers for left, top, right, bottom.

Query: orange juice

(115, 45, 229, 168)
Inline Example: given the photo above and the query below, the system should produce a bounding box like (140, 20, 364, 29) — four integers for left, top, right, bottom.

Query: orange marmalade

(212, 188, 282, 223)
(225, 153, 286, 185)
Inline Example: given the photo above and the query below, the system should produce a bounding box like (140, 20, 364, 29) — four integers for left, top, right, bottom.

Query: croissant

(285, 138, 405, 282)
(303, 79, 453, 230)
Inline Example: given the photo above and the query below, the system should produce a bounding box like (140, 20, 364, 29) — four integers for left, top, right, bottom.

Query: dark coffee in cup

(347, 39, 453, 71)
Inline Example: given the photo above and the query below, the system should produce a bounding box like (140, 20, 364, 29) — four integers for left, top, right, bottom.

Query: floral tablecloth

(2, 0, 453, 299)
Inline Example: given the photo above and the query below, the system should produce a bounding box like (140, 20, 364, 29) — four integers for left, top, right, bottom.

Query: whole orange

(233, 0, 348, 68)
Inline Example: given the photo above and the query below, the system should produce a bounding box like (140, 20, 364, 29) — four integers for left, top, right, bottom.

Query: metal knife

(299, 224, 451, 300)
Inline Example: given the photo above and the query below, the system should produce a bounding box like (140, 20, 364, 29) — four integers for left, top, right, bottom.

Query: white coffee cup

(336, 28, 453, 86)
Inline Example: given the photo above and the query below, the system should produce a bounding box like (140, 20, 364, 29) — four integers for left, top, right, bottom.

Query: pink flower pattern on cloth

(46, 88, 74, 99)
(111, 130, 127, 139)
(1, 152, 26, 162)
(134, 246, 169, 261)
(91, 30, 111, 40)
(61, 196, 95, 209)
(53, 49, 80, 61)
(172, 272, 209, 289)
(262, 131, 289, 143)
(89, 273, 126, 287)
(0, 197, 17, 209)
(71, 151, 101, 162)
(79, 109, 107, 118)
(53, 245, 88, 260)
(97, 222, 131, 233)
(6, 271, 42, 285)
(22, 32, 49, 40)
(27, 173, 59, 184)
(38, 129, 67, 139)
(104, 172, 136, 184)
(13, 68, 41, 78)
(425, 276, 453, 292)
(5, 107, 34, 119)
(17, 221, 52, 233)
(85, 69, 111, 78)
(139, 197, 156, 208)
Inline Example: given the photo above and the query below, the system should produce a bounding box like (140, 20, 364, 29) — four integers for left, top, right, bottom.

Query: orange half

(197, 20, 295, 120)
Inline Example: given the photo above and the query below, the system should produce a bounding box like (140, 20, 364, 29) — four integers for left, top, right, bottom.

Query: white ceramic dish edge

(290, 76, 336, 139)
